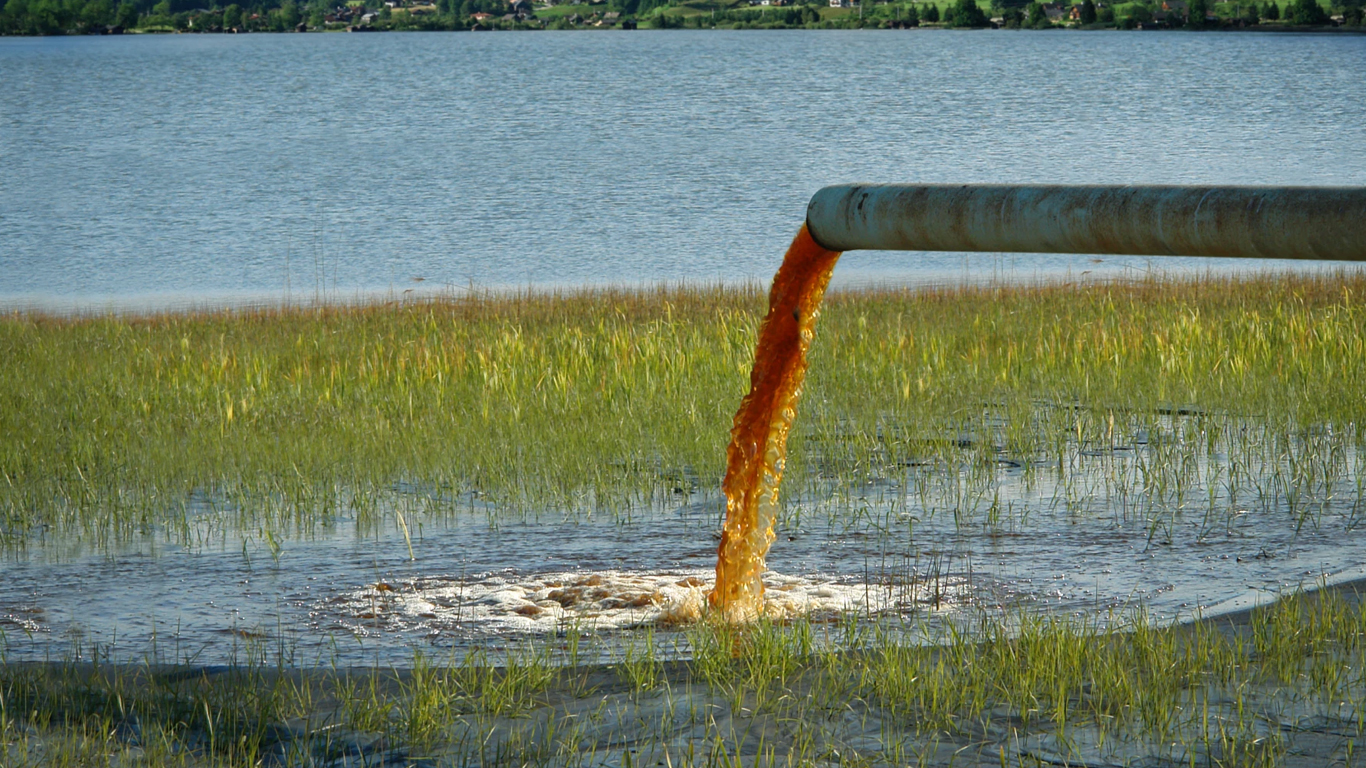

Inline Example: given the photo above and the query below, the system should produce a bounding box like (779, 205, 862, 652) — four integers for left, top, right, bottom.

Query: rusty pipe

(805, 184, 1366, 261)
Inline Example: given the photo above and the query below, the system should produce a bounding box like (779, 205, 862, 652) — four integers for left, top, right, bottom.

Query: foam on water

(328, 569, 971, 637)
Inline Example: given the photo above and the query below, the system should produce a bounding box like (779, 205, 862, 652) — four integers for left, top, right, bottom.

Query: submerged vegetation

(5, 586, 1366, 765)
(3, 272, 1365, 546)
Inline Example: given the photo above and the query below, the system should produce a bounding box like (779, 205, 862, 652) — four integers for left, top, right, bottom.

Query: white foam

(328, 569, 970, 636)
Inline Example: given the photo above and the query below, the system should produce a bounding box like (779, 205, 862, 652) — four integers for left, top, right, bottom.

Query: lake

(3, 29, 1366, 667)
(2, 29, 1365, 312)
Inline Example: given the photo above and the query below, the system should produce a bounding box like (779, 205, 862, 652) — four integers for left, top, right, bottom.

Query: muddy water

(712, 226, 841, 619)
(3, 437, 1364, 666)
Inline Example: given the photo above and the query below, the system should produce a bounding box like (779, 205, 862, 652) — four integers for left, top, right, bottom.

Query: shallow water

(3, 31, 1366, 312)
(4, 419, 1363, 666)
(5, 30, 1366, 667)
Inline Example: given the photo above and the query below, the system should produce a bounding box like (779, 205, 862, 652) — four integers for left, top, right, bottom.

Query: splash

(328, 569, 950, 637)
(709, 225, 842, 620)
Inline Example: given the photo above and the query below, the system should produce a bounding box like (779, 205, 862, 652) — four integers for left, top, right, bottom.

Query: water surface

(3, 31, 1364, 311)
(4, 425, 1364, 666)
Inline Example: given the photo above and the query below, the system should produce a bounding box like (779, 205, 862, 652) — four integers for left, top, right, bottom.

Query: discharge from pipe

(708, 183, 1365, 622)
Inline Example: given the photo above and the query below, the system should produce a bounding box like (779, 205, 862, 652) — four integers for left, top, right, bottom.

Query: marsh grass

(5, 273, 1366, 760)
(5, 586, 1366, 766)
(3, 272, 1364, 548)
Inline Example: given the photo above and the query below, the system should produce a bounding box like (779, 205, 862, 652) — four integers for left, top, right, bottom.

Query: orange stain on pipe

(709, 225, 842, 620)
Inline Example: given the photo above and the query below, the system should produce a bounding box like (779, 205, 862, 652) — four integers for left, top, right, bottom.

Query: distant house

(829, 0, 851, 7)
(509, 0, 533, 15)
(1042, 3, 1066, 20)
(603, 10, 619, 19)
(471, 11, 493, 19)
(1153, 0, 1186, 19)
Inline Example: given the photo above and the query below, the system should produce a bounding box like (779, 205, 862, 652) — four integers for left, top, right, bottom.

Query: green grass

(5, 272, 1364, 765)
(5, 585, 1366, 766)
(3, 272, 1365, 545)
(533, 3, 594, 19)
(633, 0, 982, 27)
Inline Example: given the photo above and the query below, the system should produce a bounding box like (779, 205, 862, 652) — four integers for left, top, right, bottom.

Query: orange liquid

(709, 225, 842, 620)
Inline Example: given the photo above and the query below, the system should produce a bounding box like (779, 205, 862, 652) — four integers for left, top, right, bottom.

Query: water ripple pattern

(2, 31, 1365, 311)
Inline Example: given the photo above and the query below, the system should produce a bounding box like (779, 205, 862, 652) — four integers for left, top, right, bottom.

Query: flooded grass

(4, 272, 1366, 764)
(5, 585, 1366, 766)
(2, 272, 1364, 547)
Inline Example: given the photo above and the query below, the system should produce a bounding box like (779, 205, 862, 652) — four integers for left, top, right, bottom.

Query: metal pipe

(806, 184, 1366, 261)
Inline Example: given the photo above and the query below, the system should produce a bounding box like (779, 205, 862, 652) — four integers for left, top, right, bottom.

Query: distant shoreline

(3, 0, 1361, 38)
(6, 24, 1366, 35)
(73, 23, 1366, 32)
(7, 264, 1366, 320)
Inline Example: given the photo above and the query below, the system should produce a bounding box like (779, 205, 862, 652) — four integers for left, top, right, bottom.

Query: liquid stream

(710, 225, 842, 620)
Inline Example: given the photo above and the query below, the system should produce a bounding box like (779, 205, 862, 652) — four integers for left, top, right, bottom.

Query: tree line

(1, 0, 1358, 34)
(990, 0, 1358, 27)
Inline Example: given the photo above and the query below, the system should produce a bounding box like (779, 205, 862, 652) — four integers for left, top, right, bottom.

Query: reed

(3, 272, 1363, 548)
